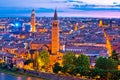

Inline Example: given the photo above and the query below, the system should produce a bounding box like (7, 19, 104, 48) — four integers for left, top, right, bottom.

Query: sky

(0, 0, 120, 18)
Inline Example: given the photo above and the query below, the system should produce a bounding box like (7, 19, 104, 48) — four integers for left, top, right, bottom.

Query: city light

(14, 22, 21, 27)
(0, 0, 120, 80)
(15, 23, 19, 27)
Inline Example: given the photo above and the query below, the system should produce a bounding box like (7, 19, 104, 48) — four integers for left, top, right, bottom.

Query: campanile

(31, 9, 36, 32)
(51, 9, 59, 54)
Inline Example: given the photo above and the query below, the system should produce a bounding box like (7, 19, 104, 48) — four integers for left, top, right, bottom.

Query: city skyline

(0, 2, 120, 79)
(0, 0, 120, 18)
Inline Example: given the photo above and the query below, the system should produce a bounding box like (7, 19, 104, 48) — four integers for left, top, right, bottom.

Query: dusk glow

(0, 0, 120, 80)
(0, 0, 120, 17)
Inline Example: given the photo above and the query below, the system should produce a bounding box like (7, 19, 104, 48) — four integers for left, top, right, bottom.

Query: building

(99, 20, 103, 27)
(31, 9, 36, 32)
(74, 22, 78, 31)
(23, 23, 31, 32)
(51, 9, 60, 55)
(104, 32, 112, 56)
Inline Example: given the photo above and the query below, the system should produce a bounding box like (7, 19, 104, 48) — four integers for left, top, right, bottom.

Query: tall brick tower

(99, 20, 103, 27)
(51, 9, 59, 54)
(31, 9, 36, 32)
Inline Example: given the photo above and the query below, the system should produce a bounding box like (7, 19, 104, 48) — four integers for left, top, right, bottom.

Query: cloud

(0, 0, 120, 17)
(0, 0, 120, 10)
(74, 0, 120, 5)
(0, 0, 120, 8)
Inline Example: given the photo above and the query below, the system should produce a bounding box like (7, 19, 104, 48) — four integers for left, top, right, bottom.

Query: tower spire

(54, 9, 58, 20)
(31, 9, 35, 15)
(32, 9, 34, 11)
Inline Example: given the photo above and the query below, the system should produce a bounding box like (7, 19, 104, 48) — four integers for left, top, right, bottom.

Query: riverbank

(0, 68, 84, 80)
(0, 64, 85, 80)
(0, 68, 44, 80)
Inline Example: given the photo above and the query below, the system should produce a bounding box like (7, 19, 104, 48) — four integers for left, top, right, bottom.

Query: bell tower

(31, 9, 36, 32)
(51, 9, 59, 54)
(99, 20, 103, 27)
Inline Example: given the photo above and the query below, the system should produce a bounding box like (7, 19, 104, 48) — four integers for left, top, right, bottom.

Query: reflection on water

(0, 73, 41, 80)
(27, 77, 32, 80)
(1, 73, 4, 80)
(17, 77, 22, 80)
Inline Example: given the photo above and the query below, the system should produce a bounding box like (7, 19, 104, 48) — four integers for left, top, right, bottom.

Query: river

(0, 72, 41, 80)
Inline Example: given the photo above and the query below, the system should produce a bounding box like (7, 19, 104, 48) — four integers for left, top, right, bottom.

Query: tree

(75, 54, 90, 68)
(95, 57, 118, 80)
(110, 70, 120, 80)
(66, 64, 76, 75)
(61, 64, 77, 75)
(53, 62, 62, 73)
(89, 68, 120, 80)
(62, 51, 76, 65)
(61, 64, 69, 73)
(110, 50, 119, 61)
(89, 68, 108, 79)
(24, 59, 34, 65)
(89, 68, 100, 78)
(95, 57, 117, 70)
(77, 66, 90, 77)
(37, 50, 50, 71)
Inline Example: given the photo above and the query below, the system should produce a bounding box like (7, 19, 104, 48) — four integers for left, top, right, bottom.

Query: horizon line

(0, 16, 120, 19)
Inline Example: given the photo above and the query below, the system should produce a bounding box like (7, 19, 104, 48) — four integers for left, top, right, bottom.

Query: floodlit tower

(31, 9, 36, 32)
(99, 20, 103, 27)
(51, 9, 59, 54)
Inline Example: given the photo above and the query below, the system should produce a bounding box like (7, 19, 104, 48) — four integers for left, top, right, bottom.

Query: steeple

(31, 9, 35, 15)
(54, 9, 58, 20)
(32, 9, 34, 12)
